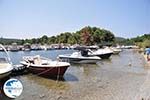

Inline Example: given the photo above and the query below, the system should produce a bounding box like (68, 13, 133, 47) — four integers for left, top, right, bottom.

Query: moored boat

(20, 55, 70, 77)
(88, 47, 113, 59)
(9, 43, 20, 52)
(58, 50, 101, 64)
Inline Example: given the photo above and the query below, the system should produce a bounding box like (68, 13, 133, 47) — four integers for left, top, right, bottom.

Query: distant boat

(0, 44, 13, 79)
(110, 47, 122, 55)
(9, 43, 19, 52)
(58, 50, 101, 64)
(23, 43, 31, 51)
(31, 44, 43, 51)
(20, 55, 70, 78)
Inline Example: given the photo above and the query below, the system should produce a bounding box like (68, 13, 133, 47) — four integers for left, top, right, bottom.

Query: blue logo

(3, 78, 23, 98)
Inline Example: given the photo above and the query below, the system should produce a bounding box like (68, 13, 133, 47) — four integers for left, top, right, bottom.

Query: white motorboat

(0, 44, 13, 79)
(88, 47, 113, 59)
(58, 51, 101, 64)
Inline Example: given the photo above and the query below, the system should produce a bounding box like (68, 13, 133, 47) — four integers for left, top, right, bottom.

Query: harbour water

(1, 49, 150, 100)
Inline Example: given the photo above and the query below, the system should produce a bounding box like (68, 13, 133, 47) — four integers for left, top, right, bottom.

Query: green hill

(0, 38, 22, 45)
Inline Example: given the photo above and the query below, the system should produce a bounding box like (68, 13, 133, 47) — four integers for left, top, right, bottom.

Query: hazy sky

(0, 0, 149, 39)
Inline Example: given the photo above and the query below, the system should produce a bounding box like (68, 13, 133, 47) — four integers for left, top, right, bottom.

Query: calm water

(1, 49, 150, 100)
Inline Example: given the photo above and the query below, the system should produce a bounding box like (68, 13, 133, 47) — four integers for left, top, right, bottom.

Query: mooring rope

(56, 67, 60, 83)
(36, 67, 53, 76)
(0, 44, 12, 65)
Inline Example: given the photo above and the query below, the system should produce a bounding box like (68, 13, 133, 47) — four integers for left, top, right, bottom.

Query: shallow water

(1, 49, 150, 100)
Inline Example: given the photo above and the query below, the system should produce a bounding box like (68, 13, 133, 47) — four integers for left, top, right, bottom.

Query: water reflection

(71, 63, 98, 76)
(64, 73, 78, 82)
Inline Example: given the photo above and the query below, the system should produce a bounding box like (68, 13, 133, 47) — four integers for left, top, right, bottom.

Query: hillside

(0, 38, 22, 45)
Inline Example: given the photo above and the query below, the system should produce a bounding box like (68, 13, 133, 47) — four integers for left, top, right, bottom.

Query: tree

(48, 36, 56, 44)
(74, 32, 81, 44)
(93, 29, 103, 44)
(68, 35, 76, 44)
(142, 39, 150, 48)
(101, 29, 115, 42)
(59, 32, 72, 43)
(40, 35, 48, 44)
(80, 26, 93, 45)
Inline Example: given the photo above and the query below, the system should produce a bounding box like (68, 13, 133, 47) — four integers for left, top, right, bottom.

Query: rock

(39, 94, 45, 98)
(98, 85, 105, 89)
(56, 96, 62, 100)
(128, 63, 132, 66)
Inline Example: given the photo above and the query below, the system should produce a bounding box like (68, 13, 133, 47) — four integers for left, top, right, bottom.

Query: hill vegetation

(22, 26, 115, 45)
(131, 34, 150, 48)
(0, 26, 149, 48)
(0, 38, 22, 45)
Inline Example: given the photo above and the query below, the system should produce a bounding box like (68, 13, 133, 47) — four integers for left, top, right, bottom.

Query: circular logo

(3, 78, 23, 98)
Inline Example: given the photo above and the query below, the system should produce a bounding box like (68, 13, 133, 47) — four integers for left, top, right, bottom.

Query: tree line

(0, 26, 149, 48)
(130, 34, 150, 48)
(21, 26, 115, 45)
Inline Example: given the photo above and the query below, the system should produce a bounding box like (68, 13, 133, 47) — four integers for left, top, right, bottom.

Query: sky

(0, 0, 149, 39)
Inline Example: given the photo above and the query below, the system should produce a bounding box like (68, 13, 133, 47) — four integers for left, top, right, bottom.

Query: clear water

(0, 49, 150, 100)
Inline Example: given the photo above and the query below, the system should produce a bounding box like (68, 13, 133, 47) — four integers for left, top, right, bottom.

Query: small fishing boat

(20, 55, 70, 77)
(88, 47, 113, 59)
(0, 44, 13, 79)
(58, 50, 101, 64)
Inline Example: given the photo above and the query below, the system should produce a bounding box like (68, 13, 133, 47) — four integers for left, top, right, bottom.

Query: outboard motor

(81, 49, 88, 57)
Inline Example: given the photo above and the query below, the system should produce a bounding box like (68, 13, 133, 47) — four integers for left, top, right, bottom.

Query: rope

(36, 67, 53, 76)
(0, 44, 12, 64)
(56, 67, 60, 83)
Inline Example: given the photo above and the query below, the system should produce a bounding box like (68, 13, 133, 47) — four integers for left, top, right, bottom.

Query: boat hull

(89, 53, 113, 59)
(98, 53, 113, 59)
(21, 63, 69, 77)
(0, 71, 11, 79)
(59, 57, 100, 64)
(113, 51, 121, 55)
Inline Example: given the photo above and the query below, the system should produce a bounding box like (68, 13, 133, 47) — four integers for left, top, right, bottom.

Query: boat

(9, 43, 20, 52)
(0, 44, 13, 79)
(22, 43, 31, 51)
(58, 50, 101, 64)
(88, 47, 113, 59)
(31, 44, 43, 51)
(20, 55, 70, 77)
(110, 47, 122, 54)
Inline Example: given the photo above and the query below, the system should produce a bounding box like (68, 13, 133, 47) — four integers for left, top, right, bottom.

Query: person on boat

(81, 49, 88, 57)
(145, 47, 150, 61)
